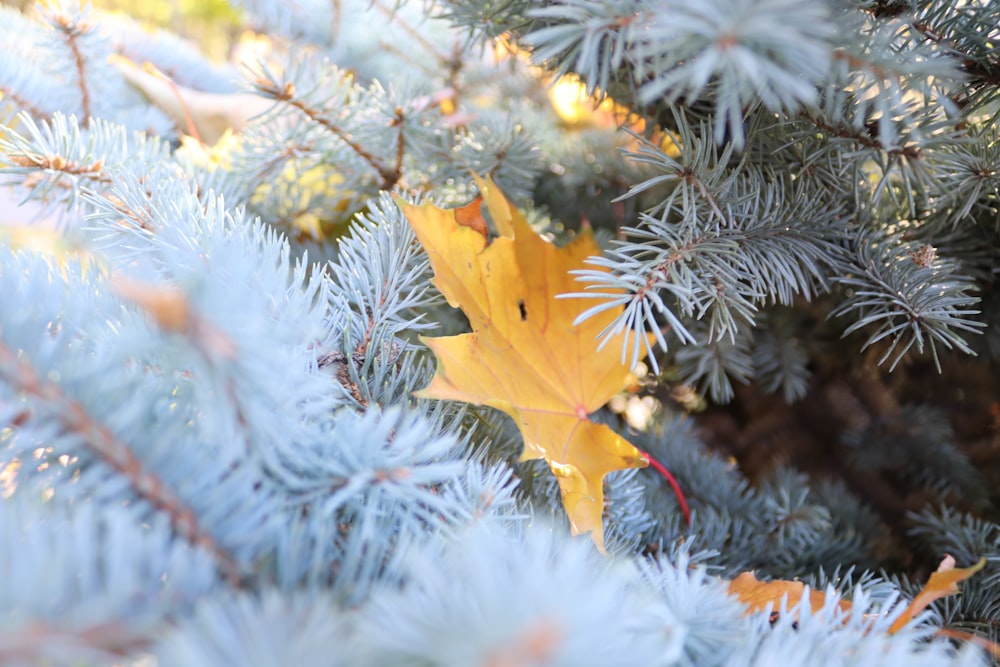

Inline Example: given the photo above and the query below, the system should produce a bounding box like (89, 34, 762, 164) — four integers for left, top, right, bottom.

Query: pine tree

(1, 0, 999, 664)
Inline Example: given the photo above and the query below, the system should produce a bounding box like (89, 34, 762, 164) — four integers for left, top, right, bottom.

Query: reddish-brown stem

(150, 66, 204, 144)
(639, 449, 691, 525)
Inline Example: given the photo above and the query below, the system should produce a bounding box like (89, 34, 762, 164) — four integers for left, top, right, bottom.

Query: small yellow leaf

(728, 571, 845, 616)
(888, 556, 986, 634)
(399, 177, 653, 550)
(292, 211, 324, 242)
(175, 130, 241, 170)
(112, 277, 191, 333)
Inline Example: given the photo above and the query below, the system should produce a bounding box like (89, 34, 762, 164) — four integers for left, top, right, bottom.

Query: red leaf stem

(640, 450, 691, 525)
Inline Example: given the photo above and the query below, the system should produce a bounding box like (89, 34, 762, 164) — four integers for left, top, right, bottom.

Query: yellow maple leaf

(398, 176, 652, 550)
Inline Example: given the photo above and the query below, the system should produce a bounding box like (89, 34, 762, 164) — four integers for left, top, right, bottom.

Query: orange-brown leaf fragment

(398, 176, 651, 550)
(888, 556, 986, 634)
(728, 571, 842, 616)
(453, 196, 488, 237)
(113, 277, 191, 333)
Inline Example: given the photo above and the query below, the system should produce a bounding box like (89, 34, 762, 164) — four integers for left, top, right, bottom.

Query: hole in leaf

(518, 299, 527, 321)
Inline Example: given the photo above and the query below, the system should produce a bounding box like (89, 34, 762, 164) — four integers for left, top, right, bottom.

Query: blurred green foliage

(1, 0, 242, 61)
(108, 0, 242, 60)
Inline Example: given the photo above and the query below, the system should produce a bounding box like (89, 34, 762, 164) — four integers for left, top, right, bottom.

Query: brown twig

(0, 339, 243, 584)
(257, 79, 400, 189)
(632, 239, 699, 304)
(50, 10, 93, 125)
(318, 350, 369, 407)
(372, 0, 449, 67)
(391, 106, 406, 188)
(102, 194, 157, 232)
(0, 620, 150, 664)
(0, 86, 51, 123)
(864, 3, 1000, 88)
(805, 114, 922, 161)
(8, 153, 105, 176)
